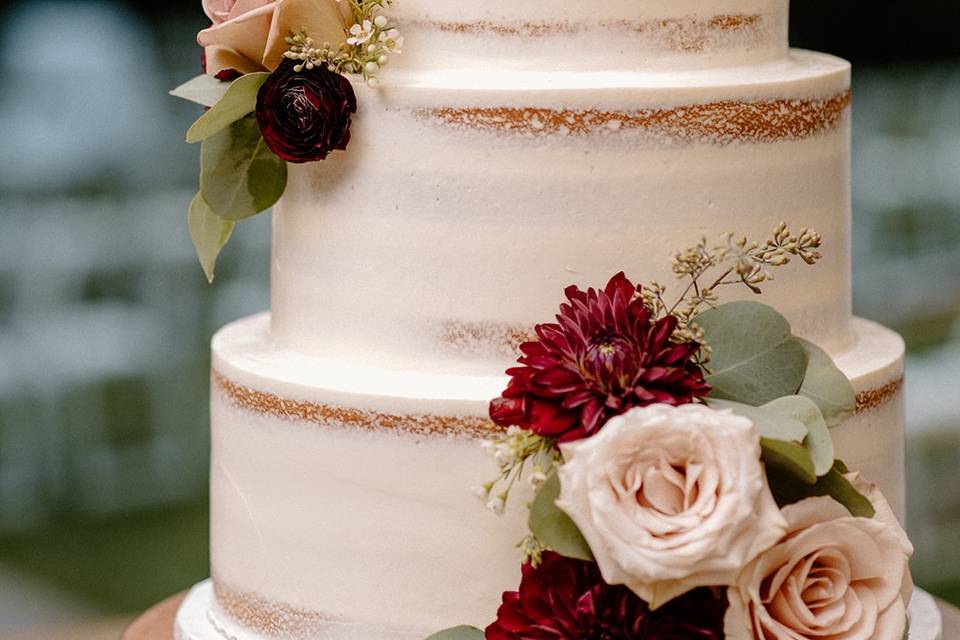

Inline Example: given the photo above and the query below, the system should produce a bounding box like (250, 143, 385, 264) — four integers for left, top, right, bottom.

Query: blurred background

(0, 0, 958, 635)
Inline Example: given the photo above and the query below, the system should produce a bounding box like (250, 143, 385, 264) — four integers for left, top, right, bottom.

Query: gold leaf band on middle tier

(421, 90, 852, 143)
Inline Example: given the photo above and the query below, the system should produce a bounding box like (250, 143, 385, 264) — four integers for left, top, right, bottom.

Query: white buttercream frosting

(389, 0, 789, 72)
(271, 50, 852, 375)
(177, 4, 924, 638)
(202, 314, 907, 636)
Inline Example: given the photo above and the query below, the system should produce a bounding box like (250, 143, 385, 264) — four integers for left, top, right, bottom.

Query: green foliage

(768, 462, 876, 518)
(797, 338, 856, 426)
(424, 627, 484, 640)
(763, 396, 834, 476)
(761, 438, 817, 485)
(696, 302, 808, 405)
(715, 395, 866, 511)
(188, 194, 235, 283)
(528, 473, 593, 562)
(186, 73, 270, 144)
(200, 117, 287, 221)
(708, 398, 808, 443)
(170, 74, 232, 108)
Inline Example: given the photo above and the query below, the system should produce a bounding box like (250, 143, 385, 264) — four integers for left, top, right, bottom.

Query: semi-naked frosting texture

(272, 51, 853, 374)
(199, 314, 908, 639)
(174, 1, 938, 637)
(390, 0, 788, 72)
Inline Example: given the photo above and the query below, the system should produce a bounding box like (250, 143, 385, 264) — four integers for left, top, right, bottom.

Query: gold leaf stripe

(423, 90, 852, 142)
(438, 320, 534, 357)
(429, 14, 762, 53)
(855, 376, 904, 414)
(213, 581, 333, 638)
(213, 365, 899, 438)
(212, 369, 502, 439)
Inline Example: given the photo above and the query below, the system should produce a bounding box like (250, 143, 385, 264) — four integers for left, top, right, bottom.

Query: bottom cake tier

(174, 579, 944, 640)
(194, 313, 911, 639)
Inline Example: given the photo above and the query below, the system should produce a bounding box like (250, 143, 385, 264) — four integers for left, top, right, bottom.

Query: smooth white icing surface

(272, 50, 852, 375)
(206, 313, 906, 635)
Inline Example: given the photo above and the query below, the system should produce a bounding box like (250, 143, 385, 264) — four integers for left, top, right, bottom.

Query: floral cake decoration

(171, 0, 403, 282)
(427, 225, 914, 640)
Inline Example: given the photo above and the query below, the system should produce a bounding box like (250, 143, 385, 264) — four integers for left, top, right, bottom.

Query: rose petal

(262, 0, 351, 70)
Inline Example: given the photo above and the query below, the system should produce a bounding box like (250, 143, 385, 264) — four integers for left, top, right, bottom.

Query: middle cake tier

(272, 49, 853, 374)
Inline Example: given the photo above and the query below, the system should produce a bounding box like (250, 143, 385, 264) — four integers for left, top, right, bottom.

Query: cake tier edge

(208, 312, 906, 634)
(175, 580, 944, 640)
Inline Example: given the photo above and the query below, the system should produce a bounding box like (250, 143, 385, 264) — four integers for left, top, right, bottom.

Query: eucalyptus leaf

(761, 437, 817, 485)
(186, 72, 270, 143)
(188, 193, 234, 283)
(200, 117, 288, 221)
(696, 302, 808, 406)
(767, 461, 876, 518)
(798, 338, 856, 427)
(424, 626, 484, 640)
(763, 396, 834, 476)
(529, 473, 594, 562)
(708, 398, 807, 443)
(170, 74, 232, 108)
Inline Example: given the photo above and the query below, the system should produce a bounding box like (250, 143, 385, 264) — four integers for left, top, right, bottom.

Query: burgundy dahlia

(485, 552, 726, 640)
(256, 59, 357, 163)
(489, 273, 710, 442)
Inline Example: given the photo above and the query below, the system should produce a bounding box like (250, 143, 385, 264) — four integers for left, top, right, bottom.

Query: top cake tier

(390, 0, 789, 72)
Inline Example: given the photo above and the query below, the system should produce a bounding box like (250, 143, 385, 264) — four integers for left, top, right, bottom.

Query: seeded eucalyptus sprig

(473, 428, 561, 516)
(642, 222, 823, 350)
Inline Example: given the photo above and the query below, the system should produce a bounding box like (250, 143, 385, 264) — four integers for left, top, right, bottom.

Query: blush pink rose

(556, 404, 787, 610)
(724, 477, 914, 640)
(197, 0, 351, 75)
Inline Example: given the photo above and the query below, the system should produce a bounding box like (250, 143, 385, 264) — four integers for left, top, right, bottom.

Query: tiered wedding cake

(172, 0, 943, 638)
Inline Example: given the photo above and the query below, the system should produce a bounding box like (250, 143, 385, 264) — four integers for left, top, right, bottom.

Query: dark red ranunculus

(485, 552, 726, 640)
(489, 272, 710, 442)
(255, 59, 357, 163)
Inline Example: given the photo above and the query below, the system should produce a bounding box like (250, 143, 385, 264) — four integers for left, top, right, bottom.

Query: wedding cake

(171, 0, 944, 638)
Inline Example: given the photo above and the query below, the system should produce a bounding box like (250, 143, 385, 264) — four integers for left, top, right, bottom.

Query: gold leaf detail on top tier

(430, 14, 762, 53)
(212, 370, 503, 439)
(423, 90, 852, 143)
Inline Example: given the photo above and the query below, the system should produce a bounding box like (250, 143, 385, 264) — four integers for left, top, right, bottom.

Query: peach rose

(725, 477, 914, 640)
(198, 0, 351, 75)
(556, 404, 787, 609)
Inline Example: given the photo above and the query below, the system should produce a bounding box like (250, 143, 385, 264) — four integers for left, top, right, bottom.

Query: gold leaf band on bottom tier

(422, 90, 852, 143)
(213, 368, 902, 438)
(213, 581, 334, 638)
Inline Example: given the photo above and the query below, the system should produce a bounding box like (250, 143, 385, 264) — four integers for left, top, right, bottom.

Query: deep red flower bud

(215, 68, 244, 82)
(256, 59, 357, 163)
